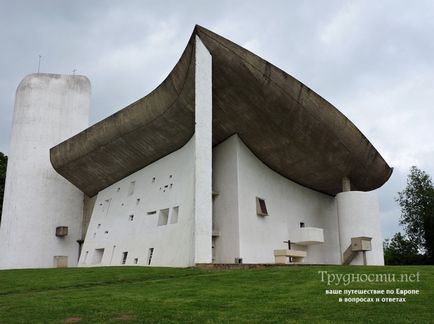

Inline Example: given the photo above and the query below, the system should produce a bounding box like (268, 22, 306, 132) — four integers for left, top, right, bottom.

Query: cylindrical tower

(0, 73, 90, 269)
(337, 191, 384, 265)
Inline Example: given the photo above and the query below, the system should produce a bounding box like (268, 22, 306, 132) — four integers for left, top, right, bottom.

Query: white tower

(0, 73, 90, 269)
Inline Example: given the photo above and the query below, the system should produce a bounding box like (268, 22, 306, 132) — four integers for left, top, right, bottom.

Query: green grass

(0, 265, 433, 323)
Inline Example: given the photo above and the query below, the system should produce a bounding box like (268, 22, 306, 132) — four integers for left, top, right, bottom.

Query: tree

(383, 232, 426, 265)
(0, 152, 7, 222)
(395, 166, 434, 263)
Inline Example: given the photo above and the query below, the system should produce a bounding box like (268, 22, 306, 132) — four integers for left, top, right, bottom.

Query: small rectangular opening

(158, 208, 169, 226)
(121, 251, 128, 265)
(128, 181, 135, 196)
(92, 248, 104, 264)
(170, 206, 179, 224)
(300, 222, 305, 228)
(256, 197, 268, 216)
(147, 210, 156, 215)
(134, 258, 138, 264)
(55, 226, 68, 237)
(147, 248, 154, 265)
(128, 214, 134, 221)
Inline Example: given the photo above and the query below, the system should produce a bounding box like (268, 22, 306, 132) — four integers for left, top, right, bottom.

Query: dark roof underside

(50, 25, 392, 197)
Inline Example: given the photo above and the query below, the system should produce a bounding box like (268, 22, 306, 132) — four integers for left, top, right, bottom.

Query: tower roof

(50, 25, 392, 197)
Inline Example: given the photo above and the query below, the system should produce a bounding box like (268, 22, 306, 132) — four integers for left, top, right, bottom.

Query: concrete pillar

(194, 36, 213, 263)
(0, 73, 90, 269)
(342, 176, 351, 192)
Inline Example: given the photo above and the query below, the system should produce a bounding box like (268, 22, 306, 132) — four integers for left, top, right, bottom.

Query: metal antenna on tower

(37, 55, 42, 73)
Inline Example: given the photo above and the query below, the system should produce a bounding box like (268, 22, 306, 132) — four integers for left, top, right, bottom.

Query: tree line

(384, 166, 434, 265)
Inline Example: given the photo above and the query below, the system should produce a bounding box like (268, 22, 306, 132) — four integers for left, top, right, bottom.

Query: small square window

(256, 197, 268, 216)
(170, 206, 179, 224)
(300, 222, 305, 228)
(134, 258, 138, 264)
(158, 209, 169, 226)
(128, 215, 134, 221)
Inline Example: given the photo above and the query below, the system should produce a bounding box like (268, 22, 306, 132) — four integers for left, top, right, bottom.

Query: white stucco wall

(79, 137, 196, 267)
(212, 135, 240, 263)
(337, 191, 384, 265)
(212, 134, 341, 264)
(0, 73, 90, 269)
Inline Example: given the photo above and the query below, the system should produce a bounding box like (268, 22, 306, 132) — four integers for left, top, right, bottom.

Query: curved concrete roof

(50, 25, 392, 197)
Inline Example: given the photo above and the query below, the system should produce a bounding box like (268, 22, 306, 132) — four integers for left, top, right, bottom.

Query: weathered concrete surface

(0, 73, 90, 269)
(50, 25, 392, 197)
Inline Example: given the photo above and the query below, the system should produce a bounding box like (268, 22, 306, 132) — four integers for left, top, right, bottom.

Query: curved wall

(337, 191, 384, 265)
(0, 73, 90, 269)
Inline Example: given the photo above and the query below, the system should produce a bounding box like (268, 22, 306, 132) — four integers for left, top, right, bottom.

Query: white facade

(79, 137, 196, 267)
(212, 135, 341, 265)
(0, 36, 387, 269)
(77, 134, 383, 267)
(0, 73, 90, 269)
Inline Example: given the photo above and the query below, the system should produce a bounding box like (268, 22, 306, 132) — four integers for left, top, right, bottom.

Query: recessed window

(158, 208, 169, 226)
(147, 210, 156, 215)
(256, 197, 268, 216)
(105, 230, 109, 234)
(134, 258, 138, 264)
(128, 181, 135, 196)
(97, 224, 101, 229)
(121, 252, 128, 265)
(117, 187, 121, 192)
(170, 206, 179, 224)
(128, 215, 134, 221)
(152, 177, 156, 183)
(102, 199, 111, 212)
(300, 222, 305, 228)
(92, 248, 104, 264)
(147, 248, 154, 265)
(136, 198, 140, 205)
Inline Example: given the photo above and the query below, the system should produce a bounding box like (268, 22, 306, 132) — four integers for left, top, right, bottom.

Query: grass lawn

(0, 265, 433, 323)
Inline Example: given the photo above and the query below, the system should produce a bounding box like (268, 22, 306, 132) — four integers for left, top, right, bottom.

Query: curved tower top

(0, 73, 90, 269)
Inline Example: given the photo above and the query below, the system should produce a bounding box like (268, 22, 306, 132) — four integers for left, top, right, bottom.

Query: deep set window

(256, 197, 268, 216)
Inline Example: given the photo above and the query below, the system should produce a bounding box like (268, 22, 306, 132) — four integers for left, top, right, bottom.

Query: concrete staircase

(342, 237, 372, 265)
(342, 244, 358, 265)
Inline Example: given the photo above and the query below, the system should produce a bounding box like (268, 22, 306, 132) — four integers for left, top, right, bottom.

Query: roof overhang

(50, 25, 392, 197)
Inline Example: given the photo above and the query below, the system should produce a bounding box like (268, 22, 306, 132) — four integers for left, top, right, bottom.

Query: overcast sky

(1, 0, 433, 239)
